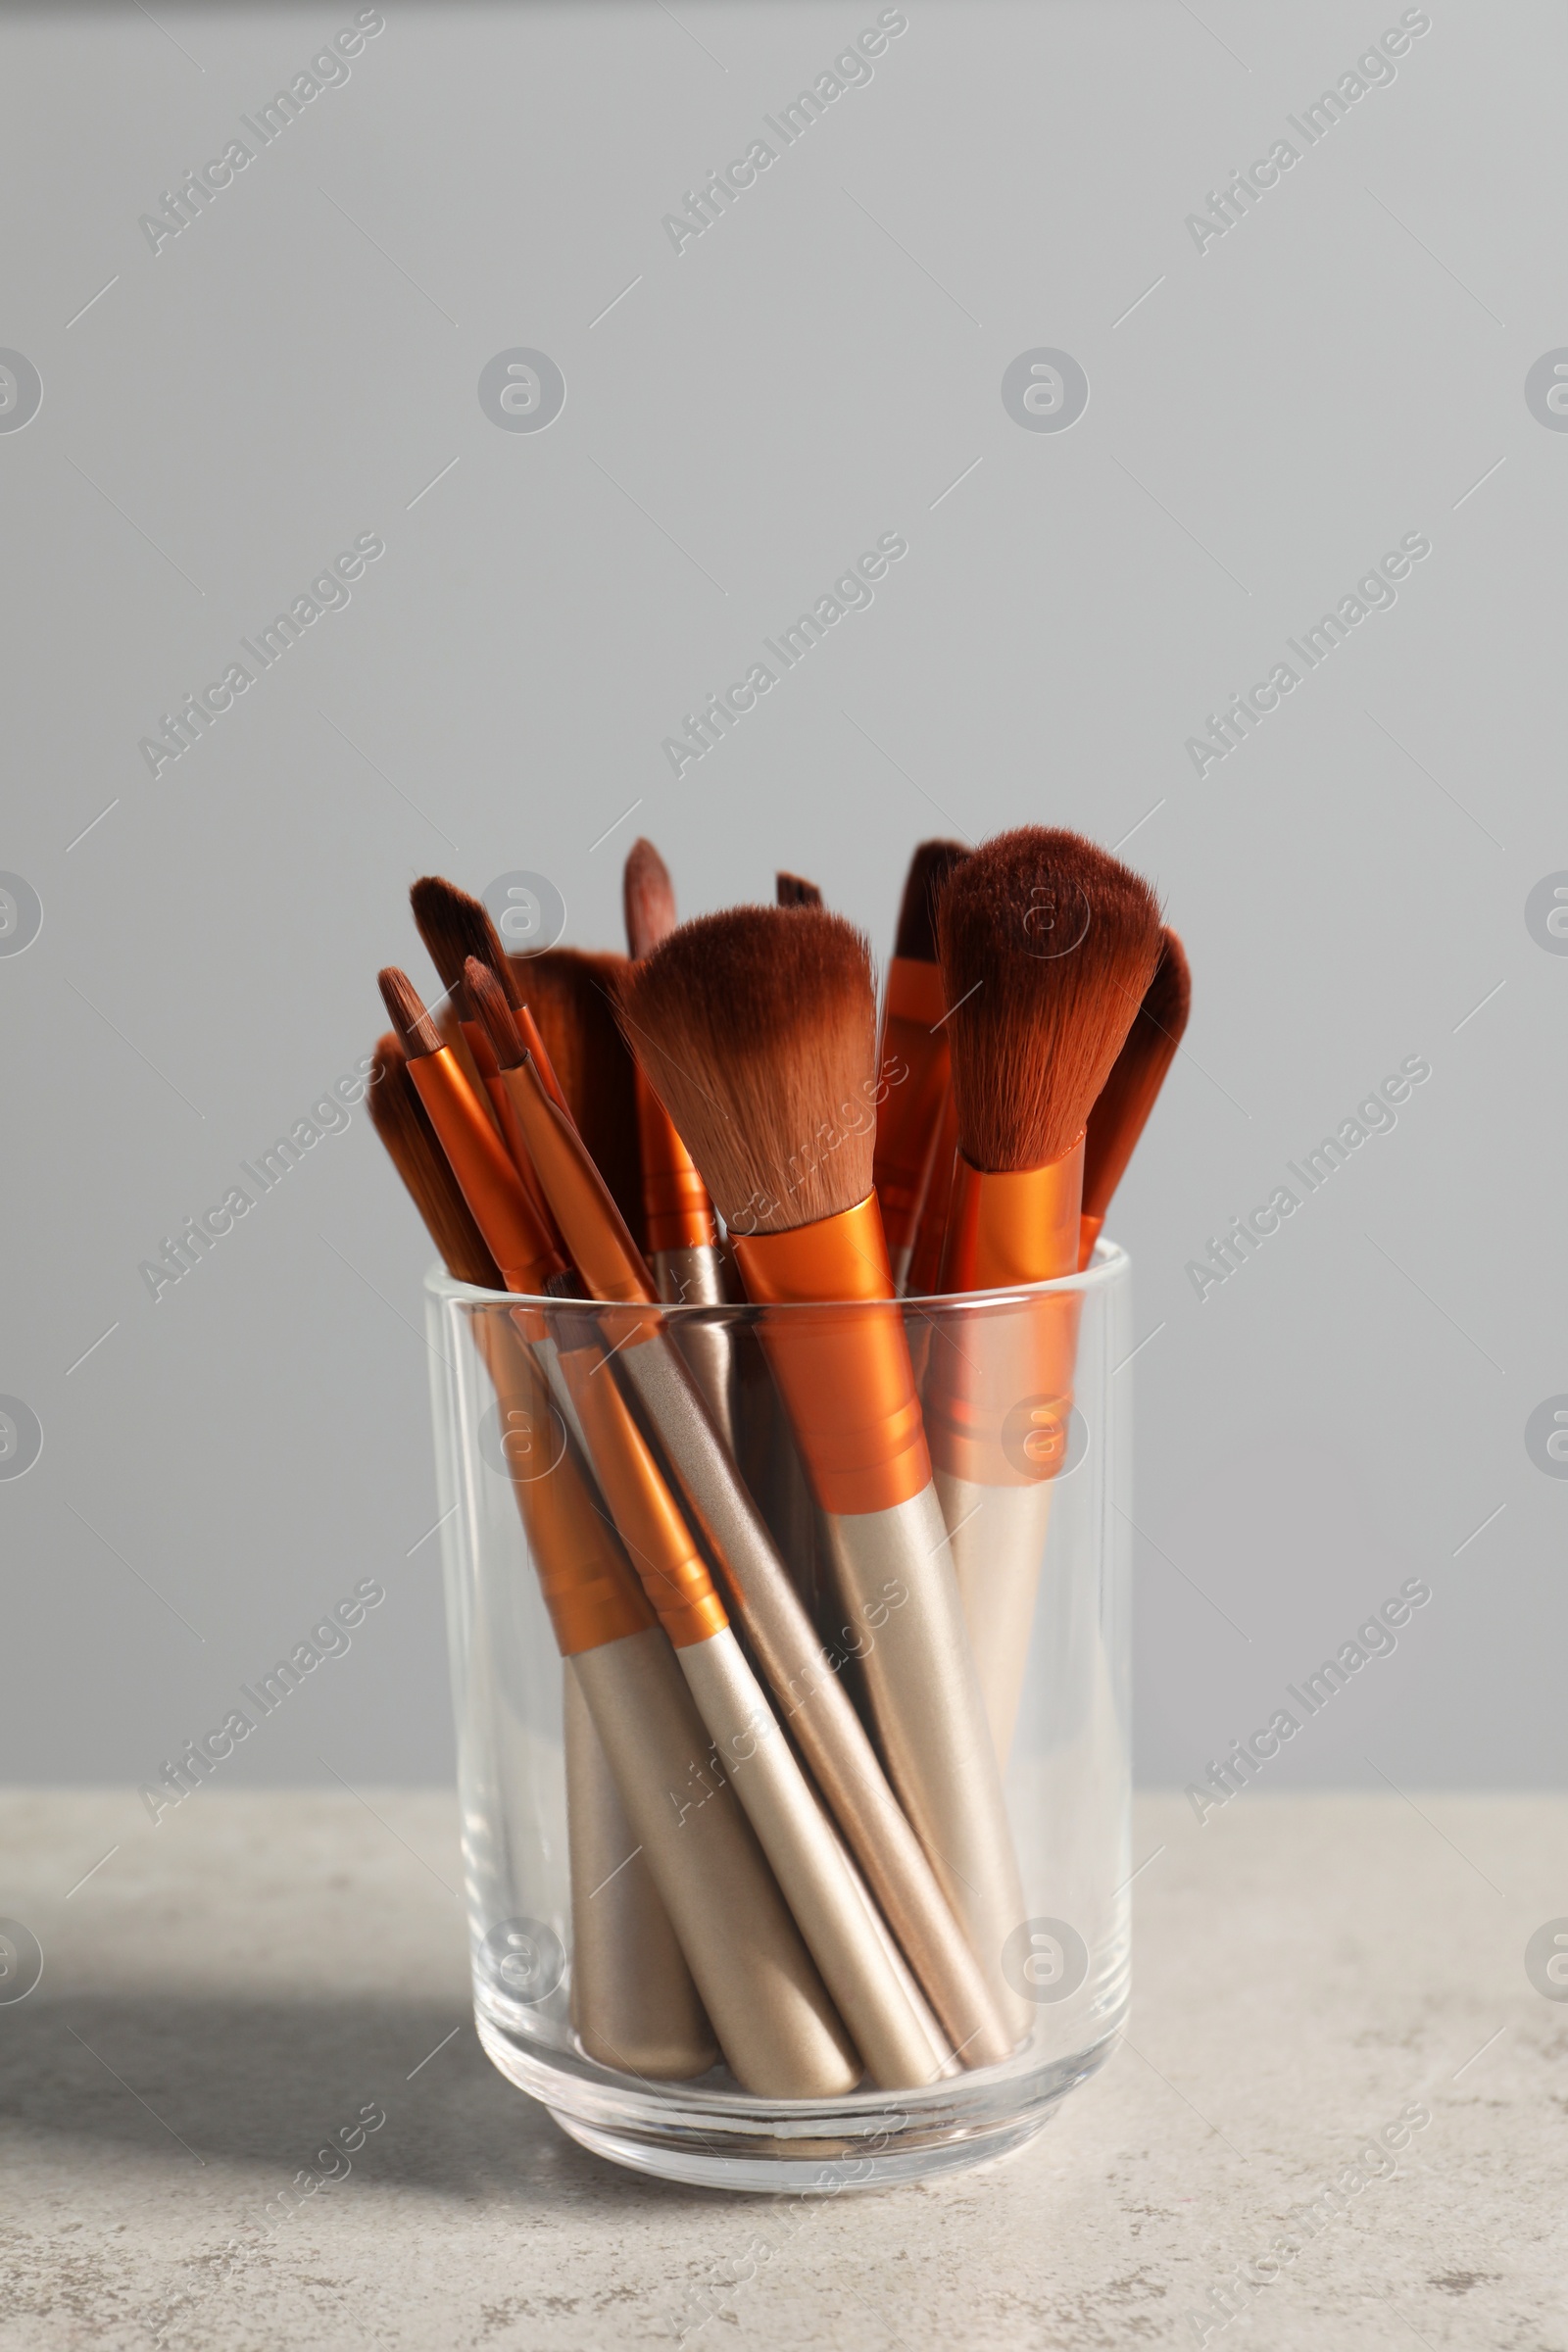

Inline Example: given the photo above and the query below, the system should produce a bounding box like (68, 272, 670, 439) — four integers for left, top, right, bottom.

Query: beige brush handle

(618, 1336, 1012, 2068)
(651, 1243, 734, 1448)
(677, 1626, 948, 2091)
(936, 1471, 1054, 1766)
(570, 1626, 859, 2098)
(823, 1484, 1032, 2042)
(563, 1665, 716, 2081)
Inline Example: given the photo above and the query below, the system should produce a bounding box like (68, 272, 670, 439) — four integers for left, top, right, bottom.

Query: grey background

(1, 0, 1559, 1794)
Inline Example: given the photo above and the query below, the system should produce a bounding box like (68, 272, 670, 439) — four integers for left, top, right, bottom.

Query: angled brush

(931, 828, 1163, 1759)
(1078, 927, 1191, 1266)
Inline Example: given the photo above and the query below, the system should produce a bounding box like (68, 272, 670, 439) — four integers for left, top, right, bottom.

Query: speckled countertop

(1, 1788, 1562, 2350)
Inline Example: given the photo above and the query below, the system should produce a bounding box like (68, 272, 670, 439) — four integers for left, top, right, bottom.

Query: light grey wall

(1, 0, 1560, 1795)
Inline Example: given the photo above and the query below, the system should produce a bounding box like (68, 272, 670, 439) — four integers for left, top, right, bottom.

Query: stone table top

(1, 1788, 1563, 2350)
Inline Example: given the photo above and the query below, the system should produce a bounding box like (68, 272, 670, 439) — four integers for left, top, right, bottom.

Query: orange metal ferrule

(1077, 1210, 1105, 1270)
(555, 1339, 729, 1649)
(471, 1317, 655, 1656)
(872, 958, 951, 1263)
(925, 1139, 1086, 1489)
(634, 1062, 718, 1254)
(405, 1045, 569, 1302)
(731, 1194, 932, 1520)
(500, 1057, 661, 1328)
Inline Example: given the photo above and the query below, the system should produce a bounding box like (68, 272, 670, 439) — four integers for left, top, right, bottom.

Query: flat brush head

(938, 827, 1163, 1173)
(776, 871, 823, 909)
(617, 906, 877, 1233)
(466, 956, 524, 1069)
(1082, 927, 1191, 1218)
(368, 1032, 502, 1288)
(623, 837, 677, 960)
(377, 965, 444, 1057)
(893, 840, 970, 964)
(410, 875, 524, 1013)
(509, 948, 644, 1244)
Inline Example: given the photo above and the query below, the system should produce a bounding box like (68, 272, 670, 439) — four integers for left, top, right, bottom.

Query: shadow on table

(0, 1987, 720, 2210)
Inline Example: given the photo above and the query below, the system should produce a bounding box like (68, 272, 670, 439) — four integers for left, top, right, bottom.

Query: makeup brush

(873, 842, 970, 1291)
(620, 906, 1030, 2039)
(776, 872, 823, 908)
(620, 840, 733, 1441)
(929, 828, 1163, 1760)
(552, 1315, 947, 2089)
(1078, 927, 1191, 1267)
(468, 958, 1011, 2067)
(365, 1033, 718, 2081)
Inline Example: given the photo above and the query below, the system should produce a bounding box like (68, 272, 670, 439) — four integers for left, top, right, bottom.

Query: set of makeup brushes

(367, 826, 1190, 2098)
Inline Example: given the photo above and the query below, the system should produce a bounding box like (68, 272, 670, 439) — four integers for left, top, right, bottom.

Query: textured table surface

(1, 1788, 1562, 2351)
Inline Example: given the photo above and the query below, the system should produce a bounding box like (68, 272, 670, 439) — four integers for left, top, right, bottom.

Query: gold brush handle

(570, 1626, 861, 2100)
(563, 1664, 716, 2080)
(676, 1626, 950, 2091)
(823, 1485, 1032, 2044)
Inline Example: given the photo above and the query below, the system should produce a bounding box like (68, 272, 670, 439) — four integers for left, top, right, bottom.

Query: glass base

(476, 2009, 1122, 2194)
(550, 2106, 1054, 2192)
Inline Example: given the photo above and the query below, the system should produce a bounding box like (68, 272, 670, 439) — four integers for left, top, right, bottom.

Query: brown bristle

(410, 875, 524, 1011)
(937, 828, 1163, 1173)
(466, 956, 525, 1069)
(367, 1032, 502, 1289)
(1082, 928, 1191, 1219)
(893, 840, 970, 964)
(616, 907, 877, 1233)
(623, 837, 677, 960)
(377, 966, 445, 1058)
(776, 871, 823, 909)
(508, 948, 645, 1246)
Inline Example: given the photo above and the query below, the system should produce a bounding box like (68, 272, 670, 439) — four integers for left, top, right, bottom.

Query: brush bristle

(616, 906, 877, 1232)
(368, 1032, 502, 1288)
(937, 828, 1163, 1172)
(377, 966, 444, 1057)
(893, 840, 970, 964)
(776, 871, 823, 909)
(623, 838, 677, 960)
(466, 956, 524, 1070)
(508, 948, 644, 1245)
(1081, 928, 1191, 1219)
(410, 875, 524, 1010)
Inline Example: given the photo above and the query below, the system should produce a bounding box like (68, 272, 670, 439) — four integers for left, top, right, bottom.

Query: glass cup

(425, 1244, 1133, 2192)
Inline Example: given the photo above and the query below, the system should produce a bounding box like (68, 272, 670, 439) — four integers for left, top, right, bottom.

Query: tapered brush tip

(617, 906, 877, 1231)
(377, 965, 444, 1056)
(410, 874, 523, 1008)
(893, 839, 970, 964)
(776, 871, 823, 909)
(465, 956, 524, 1069)
(938, 827, 1164, 1172)
(623, 837, 677, 960)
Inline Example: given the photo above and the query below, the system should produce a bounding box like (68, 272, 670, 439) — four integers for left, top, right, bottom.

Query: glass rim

(422, 1235, 1129, 1317)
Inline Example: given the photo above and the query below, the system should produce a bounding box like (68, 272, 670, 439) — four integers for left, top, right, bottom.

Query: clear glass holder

(426, 1246, 1132, 2192)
